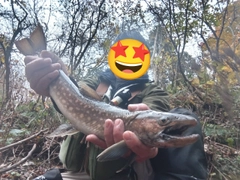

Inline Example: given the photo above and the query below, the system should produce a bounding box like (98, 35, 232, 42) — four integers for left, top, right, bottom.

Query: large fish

(49, 70, 199, 161)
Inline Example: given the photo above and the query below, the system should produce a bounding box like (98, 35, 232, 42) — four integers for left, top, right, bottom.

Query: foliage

(204, 123, 239, 147)
(0, 98, 64, 147)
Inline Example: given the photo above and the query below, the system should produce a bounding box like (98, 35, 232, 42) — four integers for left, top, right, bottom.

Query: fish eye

(158, 117, 171, 125)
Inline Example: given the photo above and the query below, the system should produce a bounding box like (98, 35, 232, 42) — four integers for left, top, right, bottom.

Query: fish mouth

(162, 125, 190, 137)
(155, 123, 199, 148)
(115, 61, 142, 73)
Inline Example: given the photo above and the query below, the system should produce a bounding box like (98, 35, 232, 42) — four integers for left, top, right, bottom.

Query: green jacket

(59, 73, 170, 180)
(83, 74, 170, 112)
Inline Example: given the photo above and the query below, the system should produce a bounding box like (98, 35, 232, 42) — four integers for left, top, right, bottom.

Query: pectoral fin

(97, 140, 129, 162)
(47, 124, 79, 137)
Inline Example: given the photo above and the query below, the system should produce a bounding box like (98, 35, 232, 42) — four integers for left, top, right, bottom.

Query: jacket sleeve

(135, 84, 170, 112)
(81, 75, 100, 91)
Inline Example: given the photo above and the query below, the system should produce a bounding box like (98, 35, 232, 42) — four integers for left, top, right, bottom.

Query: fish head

(131, 111, 199, 148)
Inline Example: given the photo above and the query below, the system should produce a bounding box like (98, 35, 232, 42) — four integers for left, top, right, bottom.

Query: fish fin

(125, 112, 140, 126)
(47, 124, 79, 137)
(97, 140, 129, 162)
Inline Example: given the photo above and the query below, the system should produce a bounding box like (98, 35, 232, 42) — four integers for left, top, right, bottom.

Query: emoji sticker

(108, 39, 150, 80)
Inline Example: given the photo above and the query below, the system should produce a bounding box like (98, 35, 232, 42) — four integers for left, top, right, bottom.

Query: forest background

(0, 0, 240, 179)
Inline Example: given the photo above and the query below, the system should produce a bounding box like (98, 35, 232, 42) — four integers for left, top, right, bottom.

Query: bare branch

(0, 144, 37, 173)
(0, 129, 48, 152)
(74, 0, 107, 71)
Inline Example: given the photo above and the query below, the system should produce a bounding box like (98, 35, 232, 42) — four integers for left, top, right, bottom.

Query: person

(25, 31, 208, 180)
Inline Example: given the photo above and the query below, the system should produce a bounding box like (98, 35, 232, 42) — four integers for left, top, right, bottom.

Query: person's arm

(139, 84, 170, 112)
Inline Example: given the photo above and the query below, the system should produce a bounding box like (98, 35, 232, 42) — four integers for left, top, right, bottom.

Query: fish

(49, 70, 199, 162)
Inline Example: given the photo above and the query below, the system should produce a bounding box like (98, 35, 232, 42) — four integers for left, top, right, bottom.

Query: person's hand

(24, 50, 68, 96)
(86, 103, 158, 162)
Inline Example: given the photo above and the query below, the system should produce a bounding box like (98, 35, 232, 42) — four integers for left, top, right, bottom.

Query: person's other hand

(86, 103, 158, 162)
(24, 50, 68, 96)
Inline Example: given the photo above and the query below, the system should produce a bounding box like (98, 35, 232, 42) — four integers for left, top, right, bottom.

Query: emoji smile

(115, 61, 142, 73)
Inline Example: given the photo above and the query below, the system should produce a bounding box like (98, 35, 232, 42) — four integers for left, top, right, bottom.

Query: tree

(146, 1, 236, 101)
(0, 0, 30, 102)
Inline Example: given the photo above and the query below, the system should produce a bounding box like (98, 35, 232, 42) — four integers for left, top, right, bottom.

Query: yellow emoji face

(108, 39, 150, 80)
